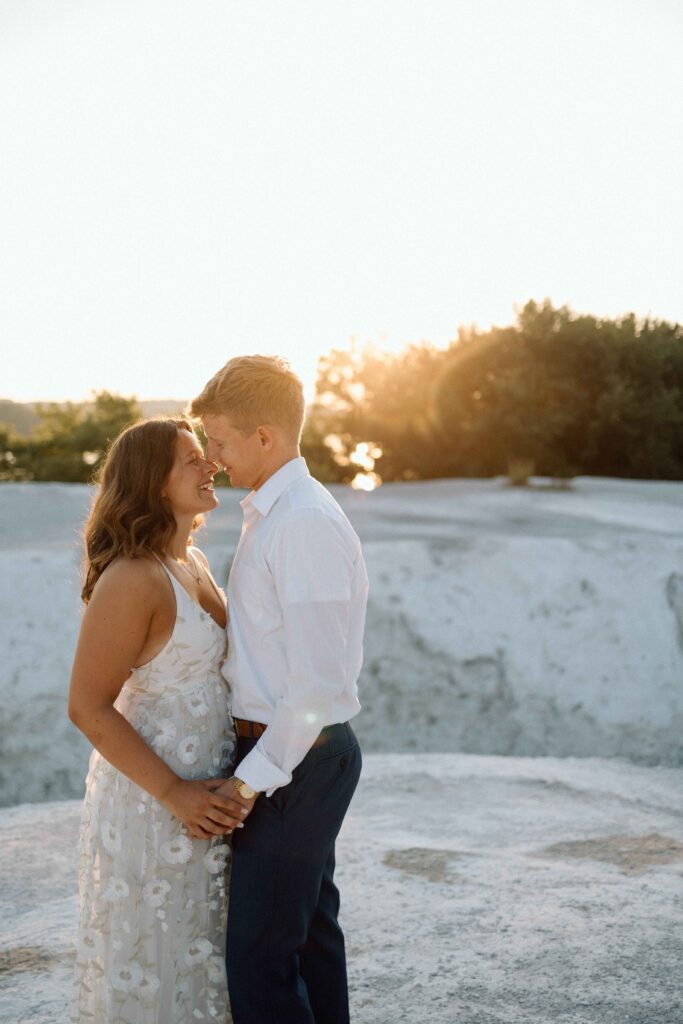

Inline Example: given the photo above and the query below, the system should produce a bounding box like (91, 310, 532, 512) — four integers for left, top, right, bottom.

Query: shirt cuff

(234, 743, 292, 797)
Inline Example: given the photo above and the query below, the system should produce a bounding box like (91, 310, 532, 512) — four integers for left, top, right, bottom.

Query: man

(190, 355, 368, 1024)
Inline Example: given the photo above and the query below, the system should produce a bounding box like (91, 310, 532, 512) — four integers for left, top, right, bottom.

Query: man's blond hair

(189, 355, 305, 443)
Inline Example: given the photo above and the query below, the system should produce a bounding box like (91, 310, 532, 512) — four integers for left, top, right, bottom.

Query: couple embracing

(68, 355, 368, 1024)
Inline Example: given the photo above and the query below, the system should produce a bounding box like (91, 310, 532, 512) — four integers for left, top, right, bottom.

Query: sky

(1, 0, 682, 403)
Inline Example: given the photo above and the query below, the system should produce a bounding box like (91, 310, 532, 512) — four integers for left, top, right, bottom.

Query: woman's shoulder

(91, 554, 166, 603)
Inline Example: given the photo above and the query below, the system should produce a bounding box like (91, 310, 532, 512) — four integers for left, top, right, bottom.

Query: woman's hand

(160, 777, 248, 839)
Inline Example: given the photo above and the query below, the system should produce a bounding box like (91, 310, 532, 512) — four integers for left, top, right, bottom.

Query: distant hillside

(0, 398, 188, 436)
(139, 399, 188, 419)
(0, 400, 40, 436)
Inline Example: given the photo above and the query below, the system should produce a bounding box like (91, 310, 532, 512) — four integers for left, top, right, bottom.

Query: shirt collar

(240, 457, 310, 519)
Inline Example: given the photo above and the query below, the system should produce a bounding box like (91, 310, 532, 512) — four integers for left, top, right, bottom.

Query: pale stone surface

(0, 477, 682, 806)
(2, 754, 683, 1023)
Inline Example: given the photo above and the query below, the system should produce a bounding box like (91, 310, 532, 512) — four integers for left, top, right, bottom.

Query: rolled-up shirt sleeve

(233, 507, 358, 796)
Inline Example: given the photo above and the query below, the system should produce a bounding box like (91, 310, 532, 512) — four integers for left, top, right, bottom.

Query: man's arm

(233, 507, 359, 796)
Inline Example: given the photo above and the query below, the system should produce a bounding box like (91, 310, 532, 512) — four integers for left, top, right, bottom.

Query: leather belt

(233, 718, 267, 739)
(233, 717, 344, 747)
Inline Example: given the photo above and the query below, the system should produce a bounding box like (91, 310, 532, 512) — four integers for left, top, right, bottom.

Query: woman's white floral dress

(71, 563, 235, 1023)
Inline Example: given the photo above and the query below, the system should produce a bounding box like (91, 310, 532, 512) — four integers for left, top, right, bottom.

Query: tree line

(2, 301, 682, 484)
(309, 300, 683, 483)
(0, 392, 142, 482)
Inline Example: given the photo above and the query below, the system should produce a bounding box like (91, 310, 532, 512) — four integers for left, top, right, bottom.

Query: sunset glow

(349, 443, 383, 473)
(0, 2, 680, 404)
(350, 472, 381, 492)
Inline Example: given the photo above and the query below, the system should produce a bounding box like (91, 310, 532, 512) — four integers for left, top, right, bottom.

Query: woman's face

(163, 428, 219, 518)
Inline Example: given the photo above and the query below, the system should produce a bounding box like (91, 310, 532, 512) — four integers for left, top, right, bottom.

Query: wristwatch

(233, 777, 259, 800)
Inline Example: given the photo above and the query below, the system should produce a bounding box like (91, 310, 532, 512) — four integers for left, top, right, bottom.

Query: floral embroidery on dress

(71, 566, 234, 1024)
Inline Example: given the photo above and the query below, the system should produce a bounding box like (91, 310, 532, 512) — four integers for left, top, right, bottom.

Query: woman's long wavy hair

(81, 417, 199, 603)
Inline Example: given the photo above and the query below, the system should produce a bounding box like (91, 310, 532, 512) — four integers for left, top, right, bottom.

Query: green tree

(433, 306, 582, 478)
(8, 392, 141, 482)
(314, 341, 448, 481)
(308, 302, 683, 483)
(0, 423, 31, 481)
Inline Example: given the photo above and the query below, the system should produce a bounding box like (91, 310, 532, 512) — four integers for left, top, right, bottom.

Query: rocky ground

(1, 476, 682, 807)
(2, 753, 683, 1023)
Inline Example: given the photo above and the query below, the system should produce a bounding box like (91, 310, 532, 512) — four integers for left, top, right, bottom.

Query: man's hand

(212, 776, 260, 823)
(160, 777, 250, 840)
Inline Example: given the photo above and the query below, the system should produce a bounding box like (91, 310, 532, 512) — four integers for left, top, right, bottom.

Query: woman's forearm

(71, 703, 246, 838)
(71, 703, 179, 804)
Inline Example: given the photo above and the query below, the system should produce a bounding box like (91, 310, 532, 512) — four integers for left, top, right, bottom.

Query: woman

(68, 417, 242, 1023)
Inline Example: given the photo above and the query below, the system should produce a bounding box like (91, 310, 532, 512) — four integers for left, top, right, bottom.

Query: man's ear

(256, 425, 274, 450)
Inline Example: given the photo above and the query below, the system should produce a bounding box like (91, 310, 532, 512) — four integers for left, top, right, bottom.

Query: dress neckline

(153, 553, 226, 630)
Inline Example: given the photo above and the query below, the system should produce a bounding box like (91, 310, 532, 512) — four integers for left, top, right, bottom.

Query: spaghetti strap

(151, 551, 184, 593)
(151, 550, 172, 576)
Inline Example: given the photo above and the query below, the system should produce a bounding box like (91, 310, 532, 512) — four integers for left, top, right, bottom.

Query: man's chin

(224, 469, 253, 490)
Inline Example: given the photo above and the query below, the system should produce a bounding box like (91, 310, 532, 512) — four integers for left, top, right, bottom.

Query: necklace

(171, 550, 202, 585)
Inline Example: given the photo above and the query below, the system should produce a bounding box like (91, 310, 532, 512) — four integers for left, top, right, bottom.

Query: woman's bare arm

(68, 558, 244, 837)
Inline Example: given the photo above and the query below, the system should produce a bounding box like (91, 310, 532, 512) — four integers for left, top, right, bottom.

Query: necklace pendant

(173, 553, 202, 585)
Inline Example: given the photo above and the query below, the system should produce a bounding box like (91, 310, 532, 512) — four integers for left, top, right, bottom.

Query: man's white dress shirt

(223, 457, 369, 796)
